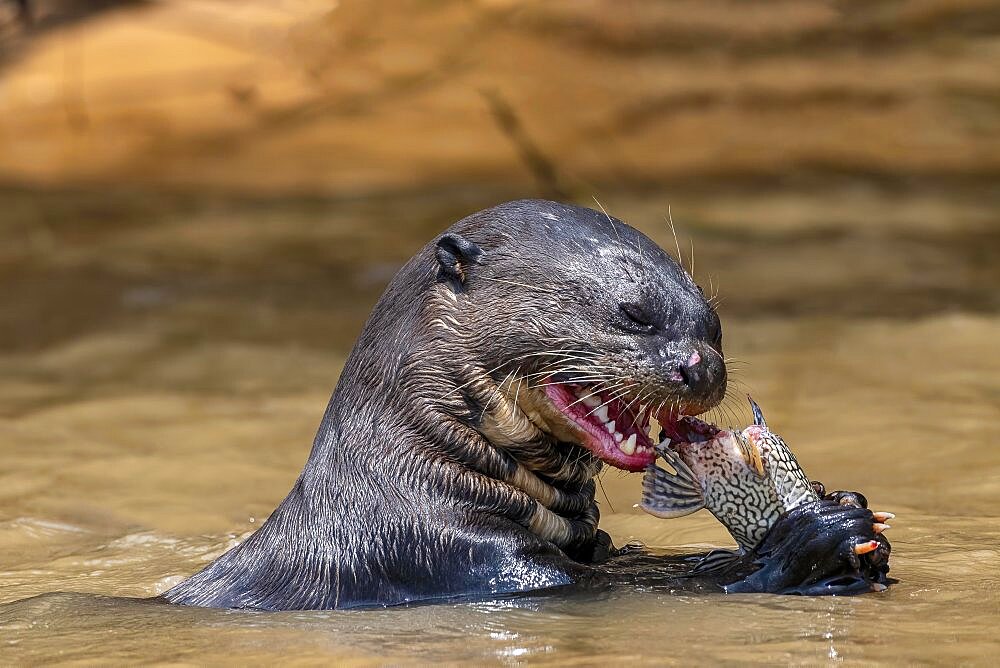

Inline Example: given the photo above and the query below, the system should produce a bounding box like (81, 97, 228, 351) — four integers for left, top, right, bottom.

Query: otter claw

(853, 540, 880, 555)
(872, 512, 895, 522)
(873, 523, 891, 534)
(871, 582, 888, 593)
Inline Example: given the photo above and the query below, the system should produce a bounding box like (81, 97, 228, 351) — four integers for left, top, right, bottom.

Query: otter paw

(810, 481, 869, 510)
(723, 499, 892, 596)
(825, 489, 869, 509)
(815, 484, 895, 551)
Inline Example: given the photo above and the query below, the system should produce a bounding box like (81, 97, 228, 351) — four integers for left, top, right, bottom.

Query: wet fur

(162, 200, 888, 610)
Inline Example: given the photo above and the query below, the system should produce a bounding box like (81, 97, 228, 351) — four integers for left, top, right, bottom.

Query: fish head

(665, 416, 769, 499)
(642, 396, 818, 551)
(645, 413, 779, 550)
(739, 398, 817, 509)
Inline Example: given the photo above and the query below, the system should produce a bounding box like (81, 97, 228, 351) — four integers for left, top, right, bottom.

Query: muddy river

(1, 189, 998, 663)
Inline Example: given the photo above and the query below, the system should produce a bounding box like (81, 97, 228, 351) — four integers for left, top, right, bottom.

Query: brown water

(1, 188, 999, 664)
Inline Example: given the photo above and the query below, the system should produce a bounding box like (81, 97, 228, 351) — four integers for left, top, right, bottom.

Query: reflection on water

(1, 189, 998, 663)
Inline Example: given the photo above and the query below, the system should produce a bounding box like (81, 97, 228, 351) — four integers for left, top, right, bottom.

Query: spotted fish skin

(641, 397, 818, 555)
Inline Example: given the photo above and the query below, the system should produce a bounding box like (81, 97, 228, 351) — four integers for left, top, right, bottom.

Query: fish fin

(747, 395, 767, 429)
(691, 549, 742, 575)
(641, 446, 705, 519)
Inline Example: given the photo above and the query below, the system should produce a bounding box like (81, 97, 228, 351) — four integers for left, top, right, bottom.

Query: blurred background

(1, 1, 998, 663)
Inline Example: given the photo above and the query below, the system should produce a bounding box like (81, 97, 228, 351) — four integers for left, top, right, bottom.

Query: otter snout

(664, 342, 727, 412)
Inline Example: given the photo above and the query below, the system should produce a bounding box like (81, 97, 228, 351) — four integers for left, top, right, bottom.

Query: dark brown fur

(163, 200, 889, 609)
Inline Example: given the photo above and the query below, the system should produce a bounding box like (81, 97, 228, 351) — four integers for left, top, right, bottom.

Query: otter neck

(312, 278, 602, 554)
(439, 366, 602, 552)
(419, 283, 602, 552)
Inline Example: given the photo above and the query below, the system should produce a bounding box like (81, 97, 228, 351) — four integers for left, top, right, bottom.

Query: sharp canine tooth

(605, 420, 616, 433)
(583, 395, 601, 408)
(594, 405, 610, 422)
(620, 433, 637, 455)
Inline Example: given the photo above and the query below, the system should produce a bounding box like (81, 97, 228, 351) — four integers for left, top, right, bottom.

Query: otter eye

(620, 303, 656, 332)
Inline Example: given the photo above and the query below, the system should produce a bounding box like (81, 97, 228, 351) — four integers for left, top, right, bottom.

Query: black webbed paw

(822, 487, 869, 510)
(722, 498, 892, 595)
(811, 481, 870, 507)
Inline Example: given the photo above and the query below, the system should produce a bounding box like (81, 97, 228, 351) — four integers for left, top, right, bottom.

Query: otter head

(429, 200, 726, 476)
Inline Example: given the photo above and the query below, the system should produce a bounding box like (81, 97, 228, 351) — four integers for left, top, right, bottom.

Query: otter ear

(435, 233, 482, 289)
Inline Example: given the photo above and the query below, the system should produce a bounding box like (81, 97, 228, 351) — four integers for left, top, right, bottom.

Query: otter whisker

(628, 385, 658, 432)
(481, 367, 519, 421)
(708, 274, 719, 303)
(562, 379, 625, 411)
(716, 388, 749, 429)
(529, 362, 612, 375)
(666, 205, 684, 272)
(528, 375, 617, 392)
(440, 359, 516, 399)
(596, 472, 615, 513)
(524, 378, 617, 393)
(522, 370, 615, 383)
(653, 397, 669, 428)
(593, 196, 644, 261)
(584, 383, 641, 419)
(532, 347, 588, 357)
(520, 361, 615, 380)
(689, 237, 696, 281)
(512, 348, 600, 359)
(517, 350, 604, 362)
(529, 359, 615, 373)
(556, 379, 627, 408)
(515, 354, 609, 370)
(592, 195, 624, 249)
(521, 364, 615, 380)
(620, 384, 652, 429)
(506, 371, 527, 428)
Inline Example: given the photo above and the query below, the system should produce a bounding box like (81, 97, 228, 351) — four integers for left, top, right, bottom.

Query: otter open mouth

(543, 383, 662, 472)
(660, 415, 723, 447)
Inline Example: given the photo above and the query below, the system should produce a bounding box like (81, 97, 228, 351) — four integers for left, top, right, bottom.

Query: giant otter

(164, 200, 889, 610)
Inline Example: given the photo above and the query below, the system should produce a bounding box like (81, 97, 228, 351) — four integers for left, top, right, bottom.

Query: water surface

(1, 190, 998, 664)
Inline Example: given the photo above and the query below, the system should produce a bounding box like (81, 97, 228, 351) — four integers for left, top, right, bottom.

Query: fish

(641, 396, 891, 574)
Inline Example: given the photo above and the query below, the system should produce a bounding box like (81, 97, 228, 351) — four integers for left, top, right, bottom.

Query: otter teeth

(582, 395, 602, 408)
(604, 420, 616, 434)
(619, 433, 637, 455)
(594, 405, 610, 423)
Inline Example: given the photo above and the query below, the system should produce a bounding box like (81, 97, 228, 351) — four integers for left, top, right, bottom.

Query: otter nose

(676, 349, 714, 395)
